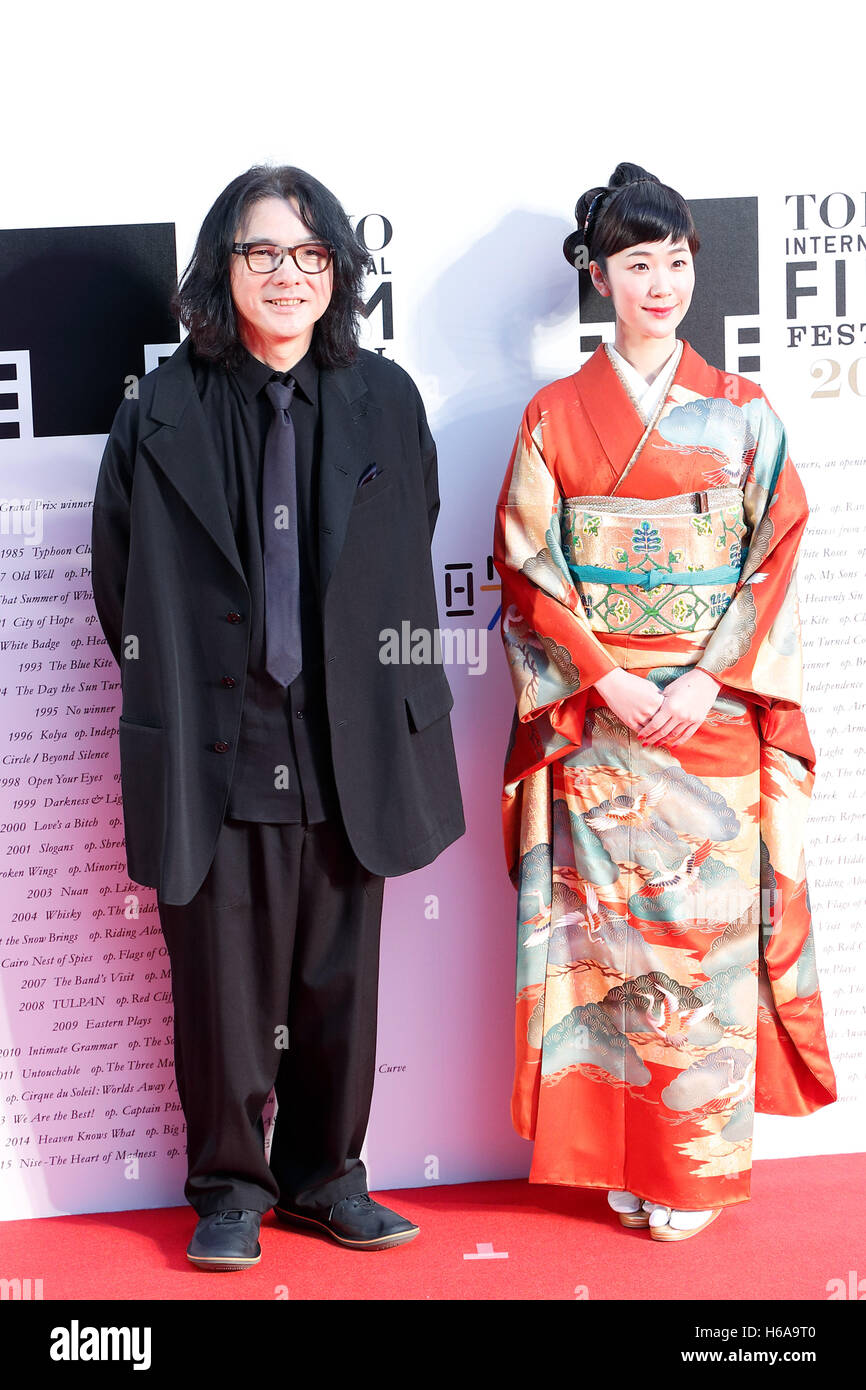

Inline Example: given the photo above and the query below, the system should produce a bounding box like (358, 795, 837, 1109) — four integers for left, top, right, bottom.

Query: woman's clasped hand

(594, 666, 721, 747)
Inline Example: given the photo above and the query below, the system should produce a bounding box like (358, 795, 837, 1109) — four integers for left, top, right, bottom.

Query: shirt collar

(231, 344, 318, 405)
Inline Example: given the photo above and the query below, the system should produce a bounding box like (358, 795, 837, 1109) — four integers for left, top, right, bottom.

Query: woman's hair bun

(563, 162, 691, 270)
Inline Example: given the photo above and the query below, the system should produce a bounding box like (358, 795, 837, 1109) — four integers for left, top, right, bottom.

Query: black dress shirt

(191, 343, 339, 823)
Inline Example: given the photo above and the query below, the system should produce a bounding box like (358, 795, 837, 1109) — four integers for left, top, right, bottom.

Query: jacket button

(226, 611, 243, 623)
(221, 676, 237, 688)
(213, 740, 230, 753)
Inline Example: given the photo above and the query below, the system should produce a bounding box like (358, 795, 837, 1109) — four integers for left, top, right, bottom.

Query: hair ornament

(583, 189, 610, 235)
(584, 176, 660, 237)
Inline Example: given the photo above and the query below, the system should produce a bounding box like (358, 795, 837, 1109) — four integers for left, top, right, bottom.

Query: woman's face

(589, 235, 695, 341)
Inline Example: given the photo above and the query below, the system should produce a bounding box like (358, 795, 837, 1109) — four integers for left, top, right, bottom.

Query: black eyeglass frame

(231, 240, 335, 274)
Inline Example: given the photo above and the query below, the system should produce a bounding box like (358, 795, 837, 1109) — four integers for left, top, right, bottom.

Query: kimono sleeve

(90, 395, 137, 669)
(493, 400, 619, 727)
(694, 391, 809, 711)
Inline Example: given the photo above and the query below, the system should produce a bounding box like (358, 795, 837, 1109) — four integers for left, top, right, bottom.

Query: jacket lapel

(140, 339, 245, 582)
(139, 339, 377, 598)
(317, 362, 378, 597)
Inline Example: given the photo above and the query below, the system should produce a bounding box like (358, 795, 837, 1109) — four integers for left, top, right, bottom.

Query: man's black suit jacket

(91, 338, 465, 905)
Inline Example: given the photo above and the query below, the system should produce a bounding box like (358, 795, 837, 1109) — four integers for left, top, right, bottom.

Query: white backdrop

(1, 0, 864, 1220)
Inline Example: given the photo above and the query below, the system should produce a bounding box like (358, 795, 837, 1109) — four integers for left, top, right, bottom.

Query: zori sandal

(607, 1190, 651, 1227)
(649, 1207, 723, 1241)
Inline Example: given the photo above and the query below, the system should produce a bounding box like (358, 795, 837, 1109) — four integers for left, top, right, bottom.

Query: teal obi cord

(568, 563, 741, 590)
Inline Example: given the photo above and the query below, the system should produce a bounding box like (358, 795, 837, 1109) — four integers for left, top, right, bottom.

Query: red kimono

(494, 339, 836, 1209)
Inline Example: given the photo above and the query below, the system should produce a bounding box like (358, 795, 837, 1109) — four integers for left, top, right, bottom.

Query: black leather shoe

(273, 1193, 419, 1250)
(186, 1208, 263, 1271)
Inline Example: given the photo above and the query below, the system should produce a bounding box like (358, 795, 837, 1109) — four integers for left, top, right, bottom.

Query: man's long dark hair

(171, 165, 369, 370)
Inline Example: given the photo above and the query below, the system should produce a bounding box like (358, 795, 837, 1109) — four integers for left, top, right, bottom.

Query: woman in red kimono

(494, 162, 836, 1241)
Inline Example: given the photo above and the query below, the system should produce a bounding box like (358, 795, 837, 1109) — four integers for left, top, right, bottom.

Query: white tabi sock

(607, 1189, 642, 1213)
(643, 1200, 714, 1229)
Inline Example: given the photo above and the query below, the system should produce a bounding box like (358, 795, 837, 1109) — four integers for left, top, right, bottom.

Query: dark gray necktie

(263, 377, 302, 687)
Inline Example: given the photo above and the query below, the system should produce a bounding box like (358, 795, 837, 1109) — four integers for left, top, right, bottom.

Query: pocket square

(358, 463, 379, 487)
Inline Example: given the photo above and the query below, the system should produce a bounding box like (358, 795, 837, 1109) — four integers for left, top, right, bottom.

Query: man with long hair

(91, 166, 464, 1269)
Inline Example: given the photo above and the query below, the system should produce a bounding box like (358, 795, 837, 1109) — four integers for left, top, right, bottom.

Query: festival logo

(785, 189, 866, 401)
(0, 223, 179, 441)
(354, 213, 394, 358)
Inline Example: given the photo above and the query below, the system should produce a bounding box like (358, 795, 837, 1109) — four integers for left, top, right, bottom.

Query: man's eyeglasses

(232, 241, 334, 275)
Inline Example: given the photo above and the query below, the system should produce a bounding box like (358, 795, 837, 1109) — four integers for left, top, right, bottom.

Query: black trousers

(157, 814, 385, 1217)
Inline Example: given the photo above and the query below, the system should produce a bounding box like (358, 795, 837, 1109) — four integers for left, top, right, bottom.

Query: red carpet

(2, 1152, 862, 1301)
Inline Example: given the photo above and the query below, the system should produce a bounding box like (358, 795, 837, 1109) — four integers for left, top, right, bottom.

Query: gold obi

(560, 486, 748, 637)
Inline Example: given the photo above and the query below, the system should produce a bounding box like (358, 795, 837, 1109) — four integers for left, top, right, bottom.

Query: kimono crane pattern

(493, 338, 836, 1209)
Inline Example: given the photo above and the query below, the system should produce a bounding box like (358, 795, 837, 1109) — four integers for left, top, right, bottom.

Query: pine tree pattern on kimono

(493, 339, 836, 1207)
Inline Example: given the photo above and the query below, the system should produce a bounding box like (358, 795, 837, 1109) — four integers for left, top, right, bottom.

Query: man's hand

(635, 667, 721, 747)
(594, 667, 666, 734)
